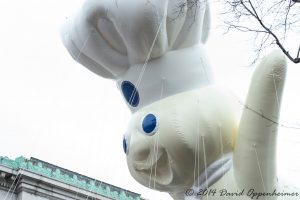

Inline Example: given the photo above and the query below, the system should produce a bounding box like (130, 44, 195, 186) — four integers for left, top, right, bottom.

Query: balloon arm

(233, 50, 287, 192)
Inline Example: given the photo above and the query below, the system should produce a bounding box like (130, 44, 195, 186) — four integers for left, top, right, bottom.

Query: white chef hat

(61, 0, 214, 112)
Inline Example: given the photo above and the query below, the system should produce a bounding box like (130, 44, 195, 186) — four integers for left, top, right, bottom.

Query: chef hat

(61, 0, 214, 112)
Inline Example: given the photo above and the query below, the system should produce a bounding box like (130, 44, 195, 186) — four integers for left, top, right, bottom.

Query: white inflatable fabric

(61, 0, 300, 199)
(125, 85, 238, 194)
(124, 51, 300, 200)
(61, 0, 213, 112)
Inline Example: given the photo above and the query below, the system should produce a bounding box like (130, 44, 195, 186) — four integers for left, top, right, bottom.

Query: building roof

(0, 156, 144, 200)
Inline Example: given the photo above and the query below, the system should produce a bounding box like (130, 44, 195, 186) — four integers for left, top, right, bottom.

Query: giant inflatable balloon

(61, 0, 300, 199)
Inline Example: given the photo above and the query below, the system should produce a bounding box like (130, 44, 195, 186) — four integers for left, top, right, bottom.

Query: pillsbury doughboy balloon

(61, 0, 299, 199)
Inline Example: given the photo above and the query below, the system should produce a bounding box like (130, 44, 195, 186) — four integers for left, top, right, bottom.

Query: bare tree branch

(174, 0, 300, 64)
(222, 0, 300, 64)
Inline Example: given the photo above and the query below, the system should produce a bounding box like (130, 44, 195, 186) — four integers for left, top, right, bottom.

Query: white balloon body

(123, 51, 300, 200)
(124, 86, 238, 194)
(60, 0, 300, 199)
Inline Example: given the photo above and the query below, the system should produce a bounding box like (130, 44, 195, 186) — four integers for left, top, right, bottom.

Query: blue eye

(121, 81, 139, 107)
(142, 114, 158, 135)
(123, 136, 128, 154)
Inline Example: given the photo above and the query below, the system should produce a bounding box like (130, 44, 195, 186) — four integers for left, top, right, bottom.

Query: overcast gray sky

(0, 1, 300, 199)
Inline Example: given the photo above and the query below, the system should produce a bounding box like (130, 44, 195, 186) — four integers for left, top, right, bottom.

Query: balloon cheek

(230, 127, 238, 150)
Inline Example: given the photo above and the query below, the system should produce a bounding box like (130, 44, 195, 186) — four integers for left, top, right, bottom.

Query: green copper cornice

(0, 156, 141, 200)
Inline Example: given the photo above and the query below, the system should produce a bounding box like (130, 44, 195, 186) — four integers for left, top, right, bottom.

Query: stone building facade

(0, 156, 145, 200)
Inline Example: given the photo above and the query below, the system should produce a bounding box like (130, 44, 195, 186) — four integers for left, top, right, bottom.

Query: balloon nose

(128, 134, 153, 162)
(132, 143, 151, 162)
